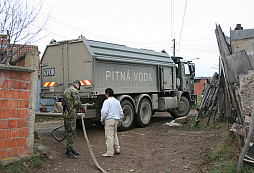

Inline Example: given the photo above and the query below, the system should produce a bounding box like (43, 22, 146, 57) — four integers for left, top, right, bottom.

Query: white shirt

(101, 97, 123, 122)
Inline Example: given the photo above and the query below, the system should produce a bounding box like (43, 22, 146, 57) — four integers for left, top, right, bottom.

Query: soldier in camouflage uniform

(63, 80, 82, 159)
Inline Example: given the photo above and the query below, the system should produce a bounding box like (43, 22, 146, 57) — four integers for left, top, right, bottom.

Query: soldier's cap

(73, 80, 81, 86)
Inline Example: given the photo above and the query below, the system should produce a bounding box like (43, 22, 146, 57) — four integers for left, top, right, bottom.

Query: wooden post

(237, 102, 254, 173)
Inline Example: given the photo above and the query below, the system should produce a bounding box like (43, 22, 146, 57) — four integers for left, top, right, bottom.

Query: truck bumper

(35, 112, 85, 118)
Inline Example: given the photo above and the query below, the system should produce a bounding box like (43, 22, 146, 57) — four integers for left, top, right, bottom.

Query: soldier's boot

(65, 149, 77, 159)
(71, 149, 79, 155)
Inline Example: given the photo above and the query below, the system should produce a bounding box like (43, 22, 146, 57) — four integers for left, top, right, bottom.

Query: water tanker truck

(40, 36, 197, 130)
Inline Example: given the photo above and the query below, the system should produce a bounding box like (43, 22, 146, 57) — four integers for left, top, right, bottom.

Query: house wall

(194, 78, 210, 96)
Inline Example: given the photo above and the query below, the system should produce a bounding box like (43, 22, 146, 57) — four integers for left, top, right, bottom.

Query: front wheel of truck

(169, 96, 190, 118)
(119, 100, 134, 131)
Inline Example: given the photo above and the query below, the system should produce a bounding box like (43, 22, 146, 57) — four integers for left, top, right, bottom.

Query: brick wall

(0, 69, 32, 159)
(194, 78, 211, 96)
(0, 51, 38, 161)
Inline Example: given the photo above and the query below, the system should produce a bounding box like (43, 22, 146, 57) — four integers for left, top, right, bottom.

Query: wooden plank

(225, 51, 251, 84)
(215, 24, 231, 58)
(237, 103, 254, 172)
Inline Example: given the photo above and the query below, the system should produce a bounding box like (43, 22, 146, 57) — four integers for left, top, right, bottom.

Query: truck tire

(169, 96, 190, 118)
(119, 100, 134, 131)
(135, 98, 152, 127)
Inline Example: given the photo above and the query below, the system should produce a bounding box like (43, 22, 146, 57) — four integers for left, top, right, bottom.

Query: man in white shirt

(101, 88, 123, 157)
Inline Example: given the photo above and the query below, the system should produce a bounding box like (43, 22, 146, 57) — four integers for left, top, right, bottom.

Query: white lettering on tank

(144, 73, 148, 81)
(120, 72, 125, 81)
(126, 70, 131, 81)
(106, 70, 152, 82)
(139, 73, 143, 81)
(115, 71, 119, 81)
(134, 72, 138, 81)
(134, 72, 152, 81)
(149, 73, 152, 81)
(106, 71, 111, 80)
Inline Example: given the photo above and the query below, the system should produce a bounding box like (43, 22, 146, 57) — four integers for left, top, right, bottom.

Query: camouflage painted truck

(40, 36, 197, 130)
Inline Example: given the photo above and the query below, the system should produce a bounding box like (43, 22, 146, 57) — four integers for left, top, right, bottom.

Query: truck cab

(171, 56, 197, 106)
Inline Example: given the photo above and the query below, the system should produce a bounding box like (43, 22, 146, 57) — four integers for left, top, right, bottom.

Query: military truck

(40, 36, 196, 130)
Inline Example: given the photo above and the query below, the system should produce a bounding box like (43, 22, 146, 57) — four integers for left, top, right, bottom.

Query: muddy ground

(32, 110, 224, 173)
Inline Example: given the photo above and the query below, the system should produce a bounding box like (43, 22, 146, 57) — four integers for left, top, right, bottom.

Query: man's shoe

(102, 153, 114, 157)
(115, 149, 120, 154)
(71, 149, 79, 155)
(66, 151, 77, 159)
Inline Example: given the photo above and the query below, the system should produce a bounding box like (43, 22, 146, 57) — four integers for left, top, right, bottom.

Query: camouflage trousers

(64, 117, 76, 150)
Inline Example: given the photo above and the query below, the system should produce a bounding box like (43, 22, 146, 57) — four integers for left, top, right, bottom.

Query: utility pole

(172, 39, 175, 56)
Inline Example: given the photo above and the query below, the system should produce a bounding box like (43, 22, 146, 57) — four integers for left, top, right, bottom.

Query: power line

(177, 0, 188, 55)
(39, 11, 175, 48)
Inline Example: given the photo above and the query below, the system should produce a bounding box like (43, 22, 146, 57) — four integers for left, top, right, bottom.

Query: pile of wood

(196, 24, 254, 172)
(196, 25, 254, 128)
(196, 72, 222, 124)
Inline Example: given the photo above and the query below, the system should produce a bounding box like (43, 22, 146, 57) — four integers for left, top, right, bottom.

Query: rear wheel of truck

(135, 98, 152, 127)
(169, 96, 190, 118)
(119, 100, 134, 131)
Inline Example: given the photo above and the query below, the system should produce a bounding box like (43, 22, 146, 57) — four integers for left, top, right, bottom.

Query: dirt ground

(32, 110, 224, 173)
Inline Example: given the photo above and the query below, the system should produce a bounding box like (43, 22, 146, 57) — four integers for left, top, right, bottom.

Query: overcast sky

(33, 0, 254, 77)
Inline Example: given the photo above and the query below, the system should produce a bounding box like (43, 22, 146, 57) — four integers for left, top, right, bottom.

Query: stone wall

(239, 70, 254, 125)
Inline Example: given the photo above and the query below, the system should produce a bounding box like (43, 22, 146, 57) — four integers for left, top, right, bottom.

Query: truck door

(183, 63, 194, 93)
(160, 67, 173, 90)
(41, 43, 65, 97)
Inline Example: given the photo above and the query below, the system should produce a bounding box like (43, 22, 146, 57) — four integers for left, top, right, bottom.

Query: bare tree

(0, 0, 47, 64)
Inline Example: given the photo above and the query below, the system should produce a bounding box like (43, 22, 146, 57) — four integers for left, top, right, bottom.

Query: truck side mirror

(189, 64, 195, 76)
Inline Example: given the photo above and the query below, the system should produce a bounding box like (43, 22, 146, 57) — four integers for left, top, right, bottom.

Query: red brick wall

(194, 79, 209, 96)
(0, 69, 31, 159)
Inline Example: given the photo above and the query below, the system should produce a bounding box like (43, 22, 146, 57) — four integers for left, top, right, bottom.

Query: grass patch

(0, 159, 25, 173)
(0, 155, 44, 173)
(28, 155, 43, 167)
(182, 115, 224, 130)
(191, 95, 202, 110)
(209, 161, 237, 173)
(209, 134, 254, 172)
(210, 161, 254, 173)
(209, 135, 239, 161)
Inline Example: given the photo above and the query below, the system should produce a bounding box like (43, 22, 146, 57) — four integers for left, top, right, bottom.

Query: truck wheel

(135, 98, 152, 127)
(119, 100, 134, 131)
(169, 96, 190, 118)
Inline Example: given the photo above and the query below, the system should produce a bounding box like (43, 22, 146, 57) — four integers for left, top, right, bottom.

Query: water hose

(50, 113, 106, 172)
(81, 114, 107, 173)
(50, 124, 66, 142)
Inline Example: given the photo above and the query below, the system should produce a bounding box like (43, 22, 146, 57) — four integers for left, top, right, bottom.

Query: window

(184, 64, 190, 75)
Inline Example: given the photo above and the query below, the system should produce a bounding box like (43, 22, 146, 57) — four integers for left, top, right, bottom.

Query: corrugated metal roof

(231, 29, 254, 40)
(83, 36, 175, 66)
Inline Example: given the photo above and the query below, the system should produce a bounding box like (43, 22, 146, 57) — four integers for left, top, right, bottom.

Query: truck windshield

(184, 64, 190, 75)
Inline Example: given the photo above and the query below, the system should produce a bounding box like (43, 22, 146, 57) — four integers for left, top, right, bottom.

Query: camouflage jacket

(63, 85, 82, 119)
